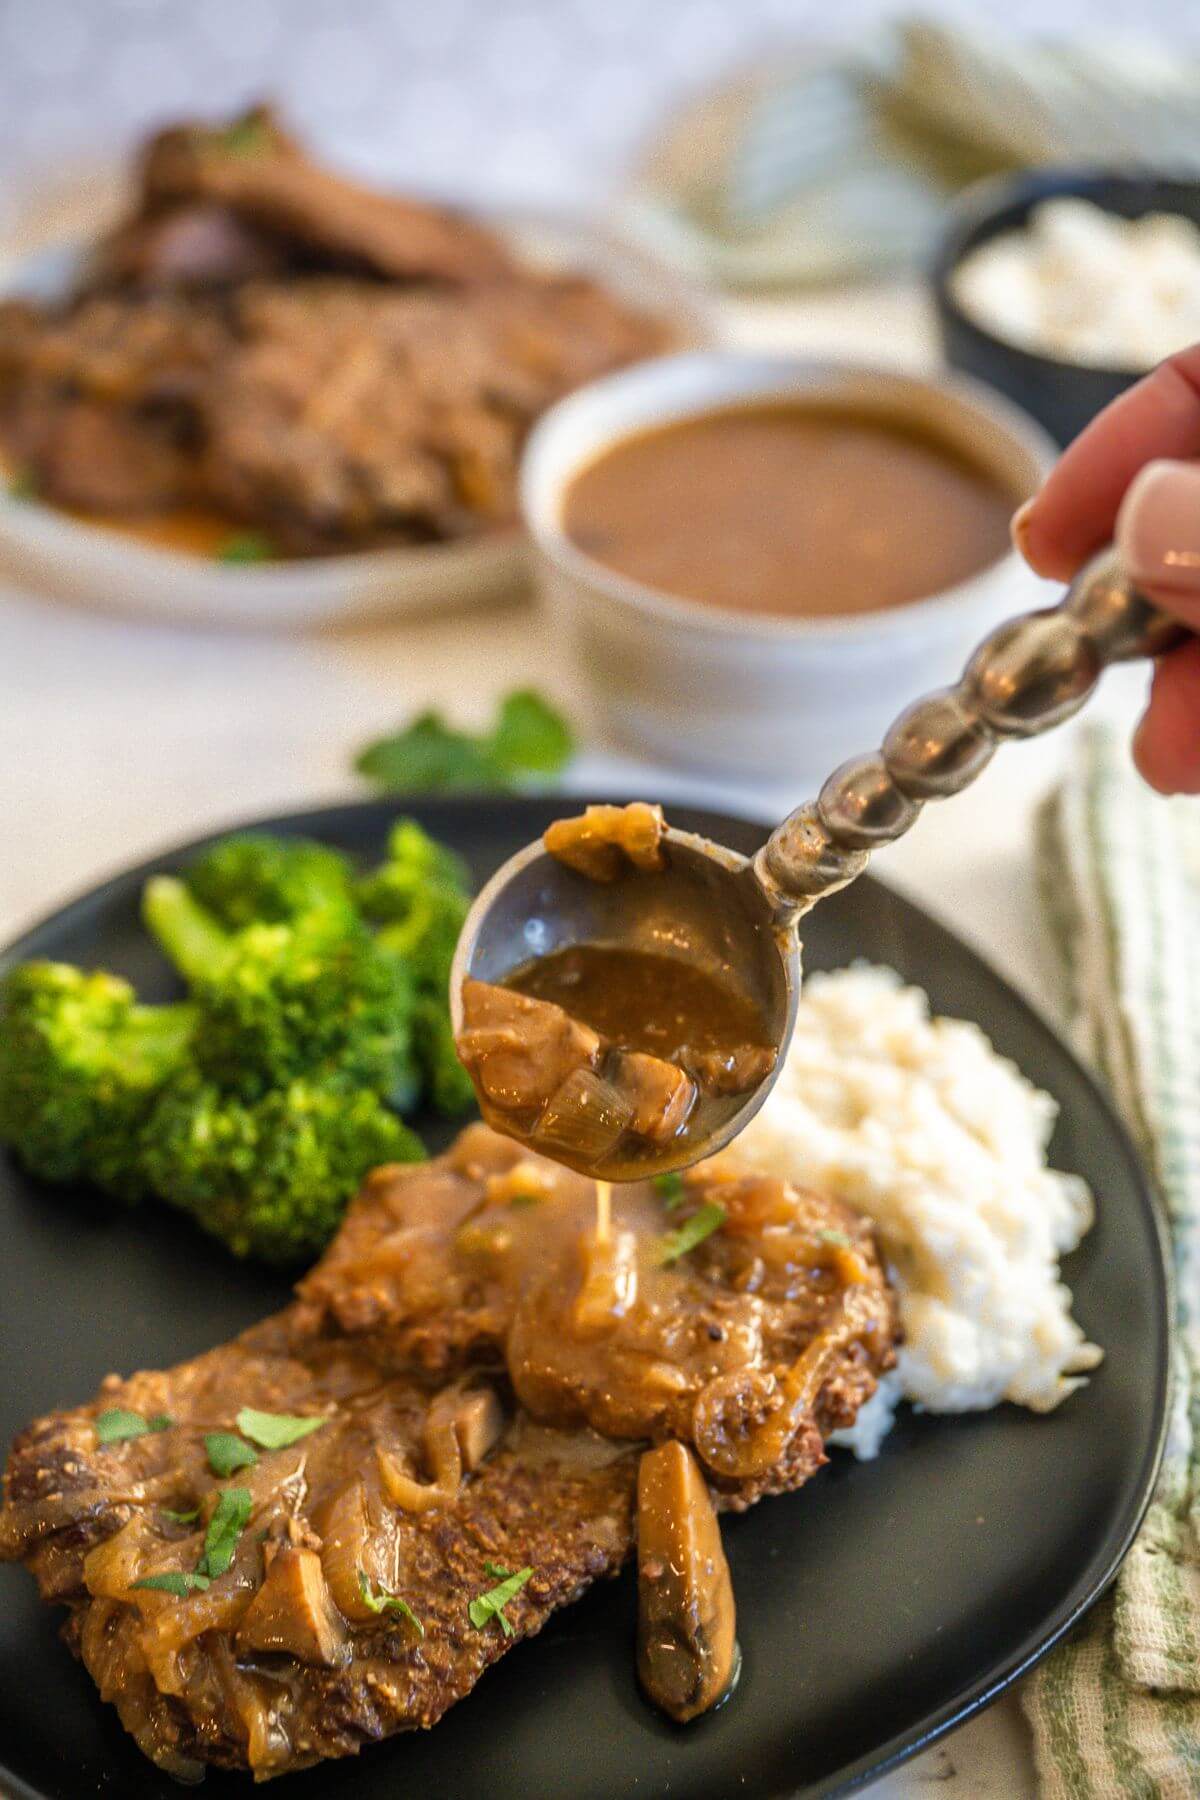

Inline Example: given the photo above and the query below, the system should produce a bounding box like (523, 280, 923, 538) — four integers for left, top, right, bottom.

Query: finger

(1132, 638, 1200, 794)
(1117, 460, 1200, 618)
(1012, 345, 1200, 581)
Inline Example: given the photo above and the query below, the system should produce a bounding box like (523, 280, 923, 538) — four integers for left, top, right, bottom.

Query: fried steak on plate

(0, 1124, 896, 1781)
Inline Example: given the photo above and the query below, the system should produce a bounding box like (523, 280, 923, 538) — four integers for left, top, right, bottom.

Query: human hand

(1013, 345, 1200, 794)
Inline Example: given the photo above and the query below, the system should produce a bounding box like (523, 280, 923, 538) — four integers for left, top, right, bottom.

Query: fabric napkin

(1027, 728, 1200, 1797)
(625, 16, 1200, 289)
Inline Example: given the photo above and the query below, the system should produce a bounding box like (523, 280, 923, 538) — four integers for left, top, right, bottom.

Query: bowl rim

(931, 165, 1200, 383)
(520, 349, 1056, 645)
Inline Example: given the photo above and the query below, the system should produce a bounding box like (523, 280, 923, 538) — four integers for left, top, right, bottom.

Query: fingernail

(1117, 459, 1200, 591)
(1010, 497, 1036, 558)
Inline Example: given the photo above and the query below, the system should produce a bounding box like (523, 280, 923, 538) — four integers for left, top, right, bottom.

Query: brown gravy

(455, 950, 775, 1181)
(563, 403, 1019, 618)
(509, 944, 769, 1070)
(454, 807, 779, 1180)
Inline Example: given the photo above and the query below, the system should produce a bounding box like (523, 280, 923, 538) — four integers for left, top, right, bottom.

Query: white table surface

(0, 275, 1150, 1799)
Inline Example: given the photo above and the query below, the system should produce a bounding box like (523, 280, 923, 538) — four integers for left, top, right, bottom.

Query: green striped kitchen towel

(1027, 727, 1200, 1797)
(625, 17, 1200, 289)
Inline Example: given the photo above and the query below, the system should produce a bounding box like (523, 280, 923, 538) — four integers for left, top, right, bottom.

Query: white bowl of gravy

(520, 353, 1055, 779)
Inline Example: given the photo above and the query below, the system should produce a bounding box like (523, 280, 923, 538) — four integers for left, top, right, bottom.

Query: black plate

(0, 797, 1169, 1800)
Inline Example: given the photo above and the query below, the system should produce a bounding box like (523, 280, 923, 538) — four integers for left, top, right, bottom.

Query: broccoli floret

(358, 820, 473, 1114)
(143, 878, 419, 1104)
(357, 818, 470, 978)
(0, 963, 193, 1197)
(184, 833, 357, 933)
(194, 920, 419, 1102)
(141, 1072, 423, 1262)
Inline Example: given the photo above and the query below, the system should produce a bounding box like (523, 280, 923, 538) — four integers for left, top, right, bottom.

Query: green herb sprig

(218, 116, 271, 156)
(652, 1171, 686, 1209)
(236, 1407, 326, 1450)
(216, 530, 274, 564)
(7, 466, 38, 502)
(356, 690, 574, 794)
(468, 1562, 533, 1636)
(204, 1432, 258, 1478)
(657, 1202, 726, 1266)
(132, 1487, 252, 1598)
(196, 1487, 254, 1580)
(95, 1408, 172, 1445)
(131, 1569, 210, 1596)
(358, 1570, 424, 1635)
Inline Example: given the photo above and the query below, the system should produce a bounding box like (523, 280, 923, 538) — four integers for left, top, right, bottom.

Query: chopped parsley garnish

(160, 1507, 199, 1526)
(95, 1408, 172, 1444)
(204, 1432, 258, 1478)
(218, 116, 271, 156)
(235, 1407, 326, 1450)
(134, 1489, 252, 1597)
(657, 1202, 726, 1266)
(196, 1487, 253, 1580)
(131, 1570, 211, 1596)
(653, 1171, 686, 1209)
(508, 1192, 540, 1209)
(7, 466, 38, 502)
(468, 1563, 533, 1636)
(216, 530, 274, 564)
(816, 1228, 851, 1249)
(358, 1570, 424, 1636)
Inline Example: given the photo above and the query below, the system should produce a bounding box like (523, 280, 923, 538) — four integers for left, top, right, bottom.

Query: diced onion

(534, 1067, 633, 1161)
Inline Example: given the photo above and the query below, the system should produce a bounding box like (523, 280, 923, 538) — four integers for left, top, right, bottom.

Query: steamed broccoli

(141, 1072, 422, 1262)
(358, 819, 472, 1105)
(143, 877, 419, 1105)
(357, 818, 470, 980)
(0, 963, 193, 1197)
(0, 817, 478, 1266)
(183, 833, 357, 933)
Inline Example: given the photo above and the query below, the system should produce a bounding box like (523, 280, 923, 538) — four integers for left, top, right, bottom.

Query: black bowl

(932, 169, 1200, 446)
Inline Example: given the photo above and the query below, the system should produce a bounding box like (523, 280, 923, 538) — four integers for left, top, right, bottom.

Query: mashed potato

(731, 965, 1102, 1458)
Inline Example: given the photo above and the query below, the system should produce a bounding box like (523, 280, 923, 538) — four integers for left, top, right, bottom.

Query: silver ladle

(450, 549, 1183, 1174)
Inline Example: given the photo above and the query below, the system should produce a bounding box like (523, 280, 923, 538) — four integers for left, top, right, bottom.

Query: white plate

(0, 214, 712, 631)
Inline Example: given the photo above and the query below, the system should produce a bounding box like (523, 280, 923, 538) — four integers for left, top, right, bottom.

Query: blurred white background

(2, 0, 1199, 220)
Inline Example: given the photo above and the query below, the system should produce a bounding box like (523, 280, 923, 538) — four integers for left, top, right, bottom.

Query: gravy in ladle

(455, 808, 777, 1182)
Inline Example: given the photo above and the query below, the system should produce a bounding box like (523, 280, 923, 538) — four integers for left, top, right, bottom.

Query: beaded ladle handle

(753, 549, 1188, 919)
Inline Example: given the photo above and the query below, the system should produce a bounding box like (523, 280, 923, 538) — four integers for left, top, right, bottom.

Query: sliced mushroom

(612, 1050, 696, 1144)
(636, 1440, 738, 1724)
(236, 1546, 348, 1668)
(451, 1386, 507, 1472)
(457, 979, 601, 1115)
(376, 1384, 507, 1514)
(678, 1042, 777, 1096)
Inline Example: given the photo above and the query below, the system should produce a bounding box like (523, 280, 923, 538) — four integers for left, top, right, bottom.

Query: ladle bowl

(451, 548, 1183, 1173)
(449, 826, 799, 1173)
